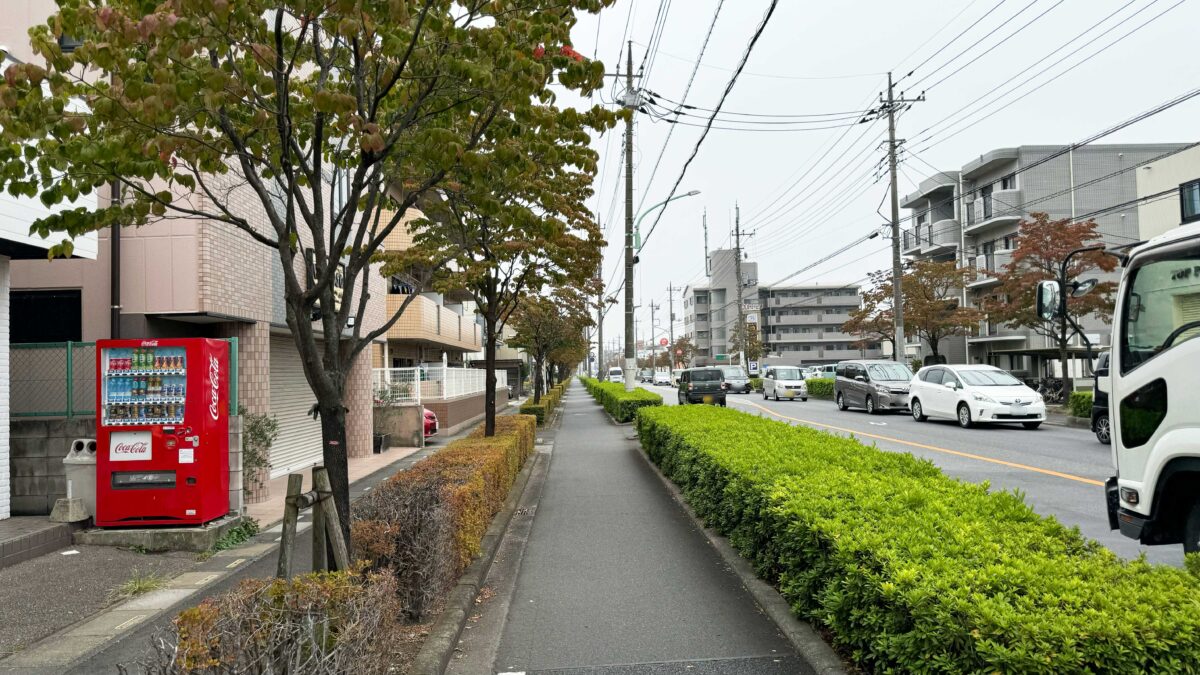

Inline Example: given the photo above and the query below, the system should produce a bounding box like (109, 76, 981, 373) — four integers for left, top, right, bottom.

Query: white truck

(1041, 223, 1200, 552)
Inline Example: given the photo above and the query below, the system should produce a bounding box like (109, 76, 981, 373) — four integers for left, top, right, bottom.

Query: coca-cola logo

(208, 355, 221, 421)
(141, 340, 159, 347)
(114, 442, 148, 455)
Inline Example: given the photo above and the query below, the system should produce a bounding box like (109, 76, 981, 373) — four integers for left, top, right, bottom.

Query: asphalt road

(647, 384, 1182, 567)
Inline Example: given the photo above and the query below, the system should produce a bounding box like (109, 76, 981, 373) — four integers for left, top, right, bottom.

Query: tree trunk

(1059, 340, 1073, 395)
(533, 356, 544, 404)
(319, 401, 351, 568)
(483, 314, 498, 437)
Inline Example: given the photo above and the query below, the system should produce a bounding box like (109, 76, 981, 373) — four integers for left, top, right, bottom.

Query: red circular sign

(675, 349, 683, 355)
(659, 338, 669, 346)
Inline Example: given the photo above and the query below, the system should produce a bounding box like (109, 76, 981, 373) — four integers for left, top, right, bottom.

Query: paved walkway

(492, 382, 803, 674)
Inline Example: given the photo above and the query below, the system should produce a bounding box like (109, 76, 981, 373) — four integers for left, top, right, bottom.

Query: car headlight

(1033, 393, 1043, 402)
(971, 391, 996, 403)
(873, 383, 889, 393)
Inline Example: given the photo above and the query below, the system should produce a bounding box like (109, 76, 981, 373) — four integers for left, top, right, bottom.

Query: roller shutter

(269, 336, 324, 478)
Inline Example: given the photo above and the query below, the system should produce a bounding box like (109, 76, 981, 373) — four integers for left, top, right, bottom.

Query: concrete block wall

(9, 418, 95, 516)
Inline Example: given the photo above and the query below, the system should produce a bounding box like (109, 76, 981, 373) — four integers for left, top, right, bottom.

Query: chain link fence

(12, 342, 97, 418)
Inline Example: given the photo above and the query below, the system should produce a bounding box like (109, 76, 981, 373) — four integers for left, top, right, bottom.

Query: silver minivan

(835, 360, 913, 414)
(761, 365, 809, 401)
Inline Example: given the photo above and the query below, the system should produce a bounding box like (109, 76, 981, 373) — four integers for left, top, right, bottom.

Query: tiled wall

(0, 258, 8, 520)
(345, 348, 374, 459)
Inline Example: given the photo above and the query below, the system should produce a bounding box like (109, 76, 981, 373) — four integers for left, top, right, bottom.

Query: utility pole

(883, 72, 924, 364)
(595, 259, 603, 379)
(732, 204, 753, 367)
(666, 283, 676, 375)
(622, 41, 637, 392)
(649, 301, 658, 372)
(702, 210, 710, 276)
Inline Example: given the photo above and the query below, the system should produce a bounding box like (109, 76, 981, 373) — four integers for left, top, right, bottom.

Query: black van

(677, 367, 727, 406)
(1092, 351, 1110, 444)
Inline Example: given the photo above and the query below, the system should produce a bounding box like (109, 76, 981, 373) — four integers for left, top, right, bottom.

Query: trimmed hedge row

(636, 405, 1200, 673)
(1069, 391, 1094, 418)
(519, 377, 570, 425)
(580, 377, 663, 422)
(352, 414, 537, 618)
(805, 377, 834, 399)
(749, 377, 763, 393)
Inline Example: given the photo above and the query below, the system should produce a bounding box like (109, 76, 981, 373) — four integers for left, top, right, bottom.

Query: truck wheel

(1185, 500, 1200, 554)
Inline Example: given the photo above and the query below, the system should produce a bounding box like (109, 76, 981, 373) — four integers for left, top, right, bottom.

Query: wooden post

(312, 467, 351, 571)
(276, 473, 304, 578)
(311, 480, 327, 572)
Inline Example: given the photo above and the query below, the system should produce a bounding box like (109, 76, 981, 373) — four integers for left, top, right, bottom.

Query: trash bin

(63, 439, 97, 519)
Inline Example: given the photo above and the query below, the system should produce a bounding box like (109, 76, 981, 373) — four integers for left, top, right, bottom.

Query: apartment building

(902, 143, 1188, 376)
(680, 249, 878, 366)
(759, 285, 882, 364)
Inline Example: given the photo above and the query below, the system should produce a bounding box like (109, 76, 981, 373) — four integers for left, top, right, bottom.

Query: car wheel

(911, 399, 927, 422)
(865, 396, 876, 415)
(801, 397, 808, 402)
(957, 403, 973, 429)
(1022, 422, 1042, 430)
(1094, 413, 1111, 444)
(836, 392, 847, 411)
(1185, 500, 1200, 554)
(762, 389, 768, 400)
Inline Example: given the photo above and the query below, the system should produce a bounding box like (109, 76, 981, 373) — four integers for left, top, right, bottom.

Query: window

(1000, 173, 1016, 190)
(867, 363, 913, 381)
(1181, 180, 1200, 224)
(389, 277, 414, 295)
(921, 368, 945, 385)
(12, 290, 82, 342)
(981, 184, 994, 220)
(1119, 242, 1200, 374)
(958, 369, 1022, 386)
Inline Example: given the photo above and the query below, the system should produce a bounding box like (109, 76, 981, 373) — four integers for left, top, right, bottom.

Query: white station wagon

(909, 364, 1045, 429)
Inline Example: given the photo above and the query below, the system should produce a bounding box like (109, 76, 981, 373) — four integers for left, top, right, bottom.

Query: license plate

(782, 390, 795, 398)
(1009, 404, 1027, 415)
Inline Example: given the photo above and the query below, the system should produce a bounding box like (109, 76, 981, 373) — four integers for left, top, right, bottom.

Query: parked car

(761, 365, 808, 401)
(909, 364, 1045, 429)
(812, 364, 837, 379)
(677, 367, 726, 406)
(835, 360, 913, 414)
(720, 365, 752, 393)
(1092, 351, 1111, 444)
(653, 371, 672, 386)
(423, 407, 439, 439)
(637, 368, 655, 383)
(606, 367, 624, 384)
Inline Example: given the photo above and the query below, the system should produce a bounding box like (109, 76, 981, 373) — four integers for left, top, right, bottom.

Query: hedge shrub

(1069, 391, 1094, 418)
(805, 377, 834, 399)
(749, 377, 763, 392)
(580, 377, 663, 422)
(520, 378, 569, 425)
(146, 571, 401, 674)
(352, 414, 536, 618)
(636, 405, 1200, 674)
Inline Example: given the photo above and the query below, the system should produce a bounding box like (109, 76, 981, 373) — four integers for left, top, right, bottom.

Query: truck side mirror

(1036, 280, 1061, 321)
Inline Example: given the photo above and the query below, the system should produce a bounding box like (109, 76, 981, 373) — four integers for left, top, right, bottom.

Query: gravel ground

(0, 545, 195, 659)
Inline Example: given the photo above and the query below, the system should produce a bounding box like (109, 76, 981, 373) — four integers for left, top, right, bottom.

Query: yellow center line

(729, 398, 1104, 487)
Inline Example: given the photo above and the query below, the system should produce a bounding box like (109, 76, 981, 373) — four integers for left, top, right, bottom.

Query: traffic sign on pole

(659, 337, 669, 346)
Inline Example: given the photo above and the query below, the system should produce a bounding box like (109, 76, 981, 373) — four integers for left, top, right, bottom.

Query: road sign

(659, 337, 669, 346)
(715, 353, 729, 362)
(748, 360, 759, 375)
(675, 349, 683, 356)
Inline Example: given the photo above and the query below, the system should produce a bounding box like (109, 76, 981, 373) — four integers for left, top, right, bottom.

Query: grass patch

(108, 568, 167, 603)
(214, 518, 260, 552)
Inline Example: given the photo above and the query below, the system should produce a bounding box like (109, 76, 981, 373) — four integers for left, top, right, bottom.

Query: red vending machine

(95, 338, 230, 527)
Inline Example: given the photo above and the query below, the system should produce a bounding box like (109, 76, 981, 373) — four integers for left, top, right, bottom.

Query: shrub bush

(136, 571, 401, 674)
(805, 377, 834, 399)
(1069, 390, 1094, 418)
(636, 405, 1200, 674)
(352, 414, 536, 619)
(580, 377, 662, 422)
(748, 377, 763, 392)
(520, 379, 568, 426)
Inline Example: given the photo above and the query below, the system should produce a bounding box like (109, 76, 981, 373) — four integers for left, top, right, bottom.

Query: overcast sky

(556, 0, 1200, 349)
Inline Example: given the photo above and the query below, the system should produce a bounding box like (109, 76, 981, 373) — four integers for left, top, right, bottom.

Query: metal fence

(372, 366, 508, 405)
(11, 338, 239, 418)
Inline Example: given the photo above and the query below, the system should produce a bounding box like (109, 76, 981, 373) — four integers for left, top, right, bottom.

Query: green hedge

(1069, 391, 1094, 418)
(636, 405, 1200, 673)
(749, 377, 763, 392)
(580, 377, 663, 423)
(519, 377, 569, 426)
(805, 377, 834, 399)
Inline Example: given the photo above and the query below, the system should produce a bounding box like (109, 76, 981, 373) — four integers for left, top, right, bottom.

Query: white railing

(372, 366, 508, 405)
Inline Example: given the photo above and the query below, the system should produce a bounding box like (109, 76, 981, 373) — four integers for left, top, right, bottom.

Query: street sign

(715, 353, 729, 362)
(675, 349, 683, 356)
(748, 360, 759, 374)
(659, 337, 669, 346)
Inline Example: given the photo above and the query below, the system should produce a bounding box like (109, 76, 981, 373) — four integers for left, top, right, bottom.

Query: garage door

(269, 336, 324, 478)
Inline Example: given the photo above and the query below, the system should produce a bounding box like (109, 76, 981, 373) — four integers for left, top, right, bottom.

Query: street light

(624, 190, 701, 391)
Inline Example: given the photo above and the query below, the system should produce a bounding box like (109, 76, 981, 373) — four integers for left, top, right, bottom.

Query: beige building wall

(1136, 145, 1200, 240)
(0, 1, 57, 64)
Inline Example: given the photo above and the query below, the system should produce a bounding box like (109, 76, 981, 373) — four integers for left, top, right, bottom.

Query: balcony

(926, 219, 961, 252)
(386, 294, 482, 352)
(964, 189, 1023, 236)
(967, 249, 1013, 289)
(903, 229, 924, 255)
(769, 313, 853, 326)
(969, 319, 1027, 344)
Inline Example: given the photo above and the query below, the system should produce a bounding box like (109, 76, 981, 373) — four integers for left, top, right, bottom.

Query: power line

(630, 40, 882, 81)
(906, 0, 1043, 90)
(897, 0, 1011, 84)
(645, 91, 870, 119)
(638, 0, 782, 253)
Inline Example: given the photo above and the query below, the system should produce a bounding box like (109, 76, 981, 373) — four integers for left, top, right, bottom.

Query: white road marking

(113, 614, 147, 631)
(226, 558, 246, 569)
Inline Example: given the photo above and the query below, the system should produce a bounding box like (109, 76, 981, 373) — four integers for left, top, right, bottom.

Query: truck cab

(1044, 224, 1200, 552)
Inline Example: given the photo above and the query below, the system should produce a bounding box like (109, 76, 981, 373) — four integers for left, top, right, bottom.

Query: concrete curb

(409, 442, 543, 675)
(1046, 415, 1091, 430)
(633, 439, 849, 675)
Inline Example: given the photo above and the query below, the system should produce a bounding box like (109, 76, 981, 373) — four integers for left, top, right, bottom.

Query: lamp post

(624, 190, 701, 391)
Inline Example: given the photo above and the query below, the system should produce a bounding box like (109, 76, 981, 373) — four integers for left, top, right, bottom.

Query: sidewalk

(477, 381, 806, 674)
(0, 442, 423, 672)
